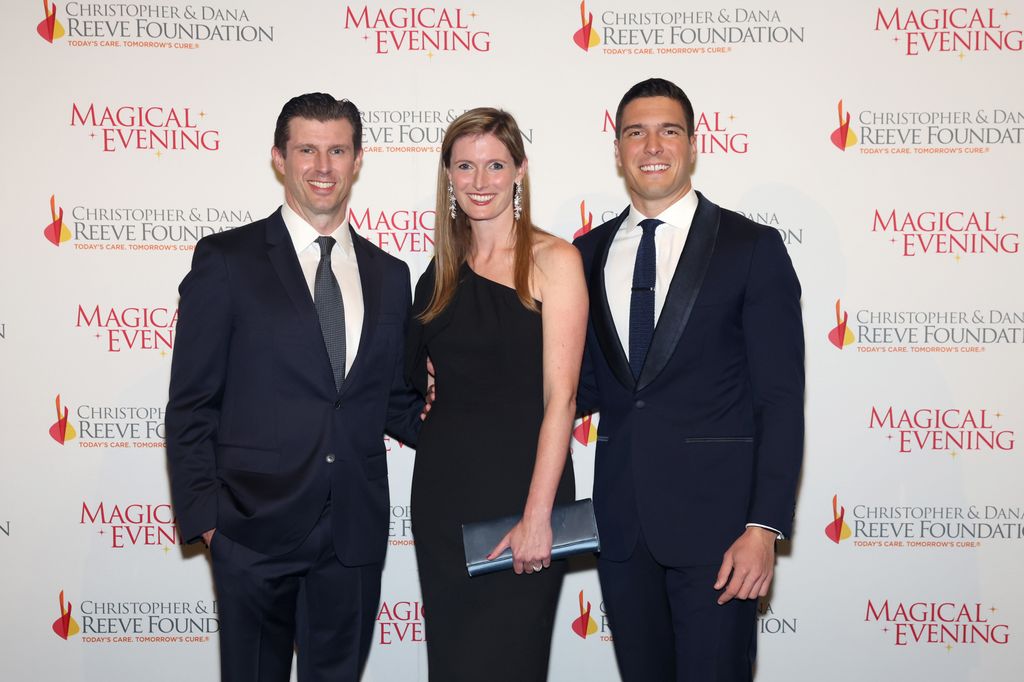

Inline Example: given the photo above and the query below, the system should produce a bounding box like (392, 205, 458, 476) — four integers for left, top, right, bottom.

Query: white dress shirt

(604, 189, 698, 358)
(603, 189, 783, 539)
(281, 203, 364, 376)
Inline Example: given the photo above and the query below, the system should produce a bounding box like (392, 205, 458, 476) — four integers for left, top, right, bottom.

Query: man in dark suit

(166, 93, 422, 681)
(574, 78, 804, 681)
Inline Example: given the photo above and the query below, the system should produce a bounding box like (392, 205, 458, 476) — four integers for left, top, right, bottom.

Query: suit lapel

(636, 192, 720, 391)
(338, 228, 381, 397)
(265, 209, 349, 395)
(265, 209, 320, 325)
(591, 208, 636, 391)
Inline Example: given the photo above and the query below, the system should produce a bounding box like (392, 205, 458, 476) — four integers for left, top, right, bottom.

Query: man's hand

(202, 528, 216, 547)
(714, 527, 776, 605)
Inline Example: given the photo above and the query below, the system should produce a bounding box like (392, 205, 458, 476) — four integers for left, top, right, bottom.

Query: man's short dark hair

(273, 93, 362, 154)
(615, 78, 695, 139)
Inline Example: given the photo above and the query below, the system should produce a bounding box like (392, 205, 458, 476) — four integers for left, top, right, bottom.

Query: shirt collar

(280, 202, 355, 257)
(626, 188, 699, 233)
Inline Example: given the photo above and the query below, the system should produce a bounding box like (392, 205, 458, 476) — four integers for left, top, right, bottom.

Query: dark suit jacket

(166, 209, 420, 565)
(574, 192, 804, 566)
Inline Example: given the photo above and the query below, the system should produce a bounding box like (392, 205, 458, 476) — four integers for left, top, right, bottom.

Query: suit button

(635, 400, 646, 409)
(334, 400, 342, 410)
(325, 453, 336, 463)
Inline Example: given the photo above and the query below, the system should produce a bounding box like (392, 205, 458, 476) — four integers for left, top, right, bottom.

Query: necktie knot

(316, 236, 336, 259)
(638, 218, 663, 235)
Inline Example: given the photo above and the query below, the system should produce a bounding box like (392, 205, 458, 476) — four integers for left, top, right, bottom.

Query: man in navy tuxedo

(574, 78, 804, 681)
(166, 93, 422, 681)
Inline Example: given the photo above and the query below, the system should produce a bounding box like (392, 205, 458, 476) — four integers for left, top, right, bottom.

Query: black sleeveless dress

(406, 262, 575, 681)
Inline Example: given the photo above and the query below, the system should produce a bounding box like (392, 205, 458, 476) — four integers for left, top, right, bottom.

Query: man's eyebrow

(292, 141, 352, 149)
(621, 122, 687, 131)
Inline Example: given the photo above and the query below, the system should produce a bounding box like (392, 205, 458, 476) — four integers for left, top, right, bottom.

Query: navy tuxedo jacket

(166, 209, 420, 564)
(574, 193, 804, 566)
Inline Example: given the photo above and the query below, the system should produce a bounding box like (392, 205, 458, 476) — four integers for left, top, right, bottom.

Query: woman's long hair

(418, 107, 538, 322)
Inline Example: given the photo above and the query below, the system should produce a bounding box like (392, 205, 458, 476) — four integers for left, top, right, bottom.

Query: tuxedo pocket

(684, 437, 754, 444)
(217, 445, 280, 474)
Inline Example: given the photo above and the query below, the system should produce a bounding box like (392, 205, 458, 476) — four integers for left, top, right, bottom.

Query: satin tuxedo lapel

(591, 195, 720, 392)
(590, 207, 635, 391)
(338, 229, 381, 397)
(636, 192, 720, 391)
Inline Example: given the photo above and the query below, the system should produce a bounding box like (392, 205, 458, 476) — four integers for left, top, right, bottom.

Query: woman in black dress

(406, 108, 588, 680)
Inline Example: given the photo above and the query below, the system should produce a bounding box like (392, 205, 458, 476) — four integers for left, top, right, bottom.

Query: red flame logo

(572, 1, 599, 52)
(49, 394, 77, 444)
(573, 200, 594, 239)
(824, 495, 852, 544)
(52, 590, 80, 639)
(37, 0, 66, 43)
(573, 413, 597, 445)
(827, 299, 855, 349)
(44, 194, 70, 246)
(830, 100, 858, 151)
(571, 590, 599, 638)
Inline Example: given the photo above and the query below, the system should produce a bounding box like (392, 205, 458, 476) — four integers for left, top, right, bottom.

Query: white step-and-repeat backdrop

(2, 1, 1021, 680)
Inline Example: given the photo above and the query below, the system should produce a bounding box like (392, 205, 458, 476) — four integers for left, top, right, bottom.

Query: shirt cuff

(746, 523, 784, 540)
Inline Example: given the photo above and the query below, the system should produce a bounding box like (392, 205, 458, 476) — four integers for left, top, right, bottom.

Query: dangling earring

(447, 182, 457, 220)
(513, 181, 523, 221)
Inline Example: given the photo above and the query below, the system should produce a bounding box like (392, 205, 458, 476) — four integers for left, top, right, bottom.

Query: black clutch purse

(462, 498, 601, 576)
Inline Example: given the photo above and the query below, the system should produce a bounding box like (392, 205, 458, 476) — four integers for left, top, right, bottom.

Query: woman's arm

(487, 237, 589, 573)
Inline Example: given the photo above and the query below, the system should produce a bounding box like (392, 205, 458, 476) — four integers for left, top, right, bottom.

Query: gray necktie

(314, 236, 346, 390)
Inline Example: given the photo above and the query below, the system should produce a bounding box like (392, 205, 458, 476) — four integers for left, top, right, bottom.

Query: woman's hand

(419, 356, 436, 421)
(486, 513, 553, 575)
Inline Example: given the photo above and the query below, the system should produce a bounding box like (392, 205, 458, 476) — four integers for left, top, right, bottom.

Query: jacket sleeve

(742, 228, 804, 538)
(385, 260, 424, 447)
(572, 238, 602, 416)
(165, 237, 231, 544)
(404, 260, 436, 398)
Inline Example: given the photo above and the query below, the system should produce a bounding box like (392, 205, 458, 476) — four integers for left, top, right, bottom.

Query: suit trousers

(598, 528, 757, 682)
(210, 501, 382, 682)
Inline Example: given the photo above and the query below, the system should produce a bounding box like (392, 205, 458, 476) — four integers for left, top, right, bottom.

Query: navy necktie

(628, 218, 662, 379)
(314, 236, 346, 390)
